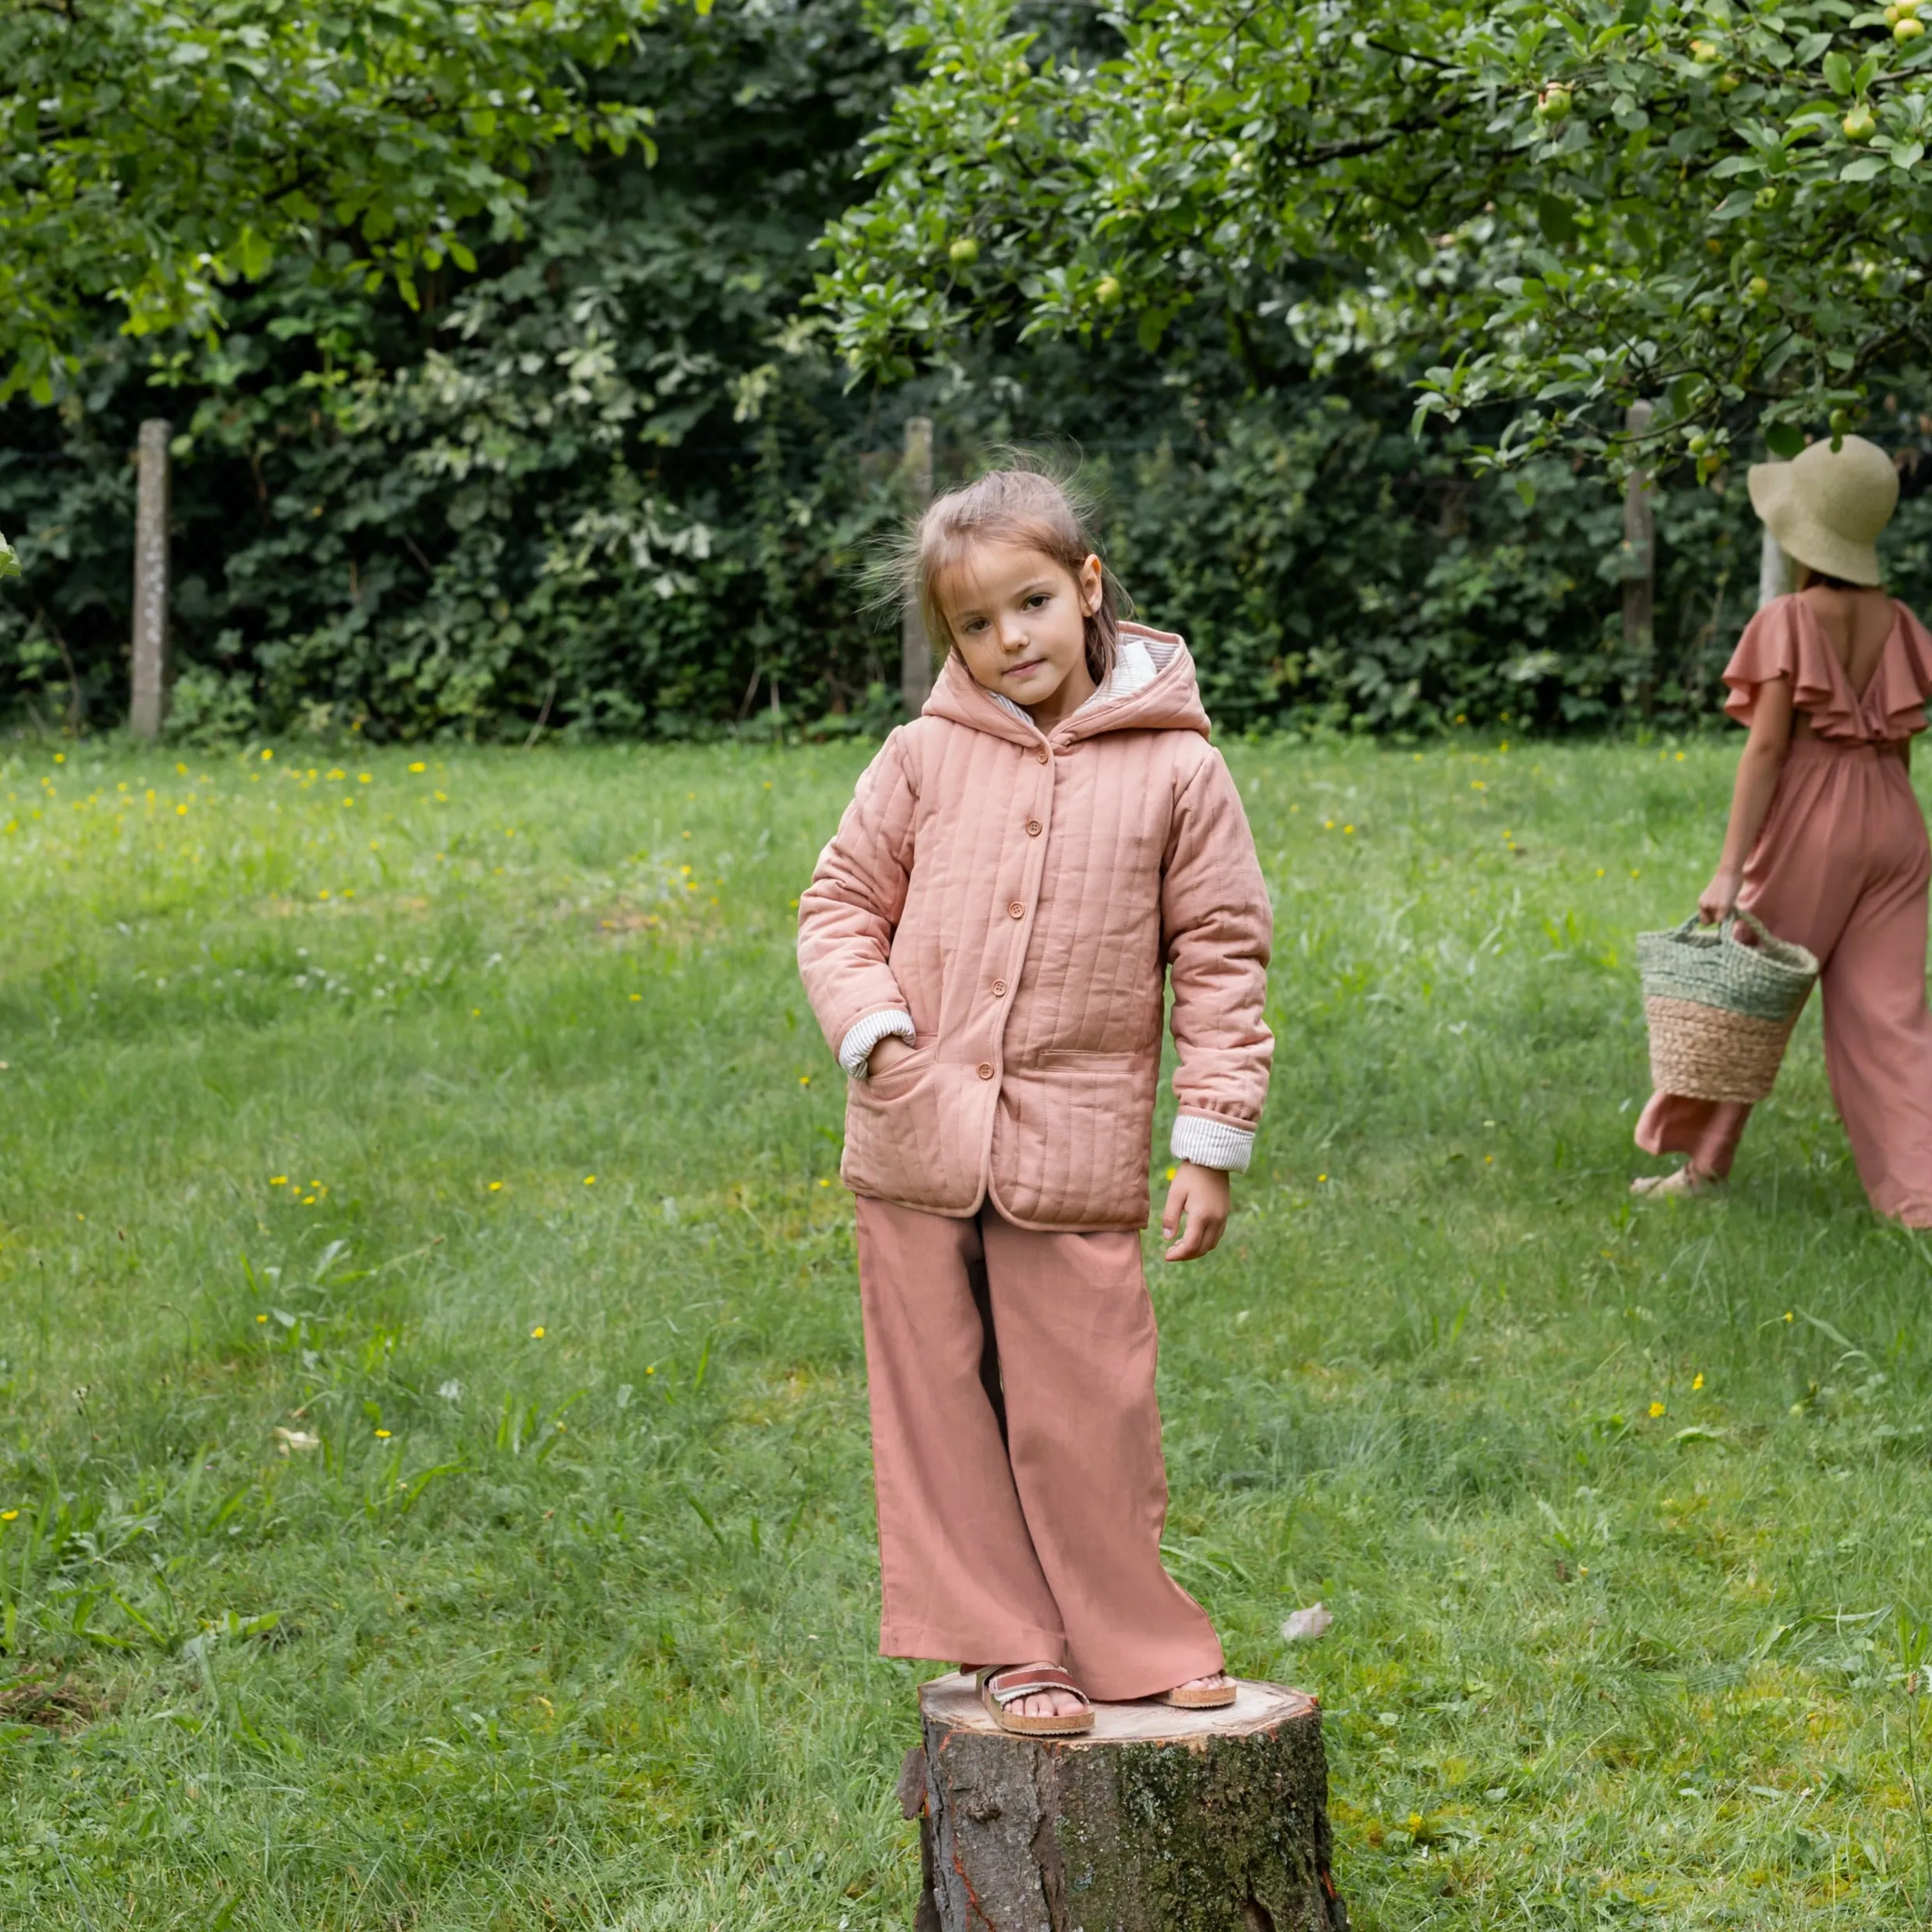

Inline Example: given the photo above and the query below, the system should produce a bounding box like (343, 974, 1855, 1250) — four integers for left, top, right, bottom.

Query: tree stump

(899, 1673, 1345, 1932)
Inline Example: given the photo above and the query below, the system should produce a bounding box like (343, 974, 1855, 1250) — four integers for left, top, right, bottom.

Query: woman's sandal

(1155, 1673, 1239, 1710)
(975, 1664, 1095, 1736)
(1630, 1166, 1724, 1199)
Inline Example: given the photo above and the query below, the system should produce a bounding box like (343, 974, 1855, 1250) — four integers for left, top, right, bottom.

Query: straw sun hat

(1747, 433, 1899, 587)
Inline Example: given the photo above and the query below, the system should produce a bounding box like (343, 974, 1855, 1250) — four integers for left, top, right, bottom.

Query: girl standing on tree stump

(797, 465, 1272, 1735)
(1634, 433, 1932, 1223)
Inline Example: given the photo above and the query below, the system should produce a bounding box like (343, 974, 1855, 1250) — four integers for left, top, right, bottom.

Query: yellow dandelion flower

(270, 1176, 287, 1186)
(1784, 1310, 1795, 1322)
(1648, 1401, 1666, 1419)
(817, 1177, 830, 1187)
(583, 1175, 596, 1186)
(1692, 1372, 1705, 1391)
(256, 1313, 268, 1324)
(629, 993, 642, 1002)
(409, 761, 427, 774)
(328, 768, 345, 781)
(0, 1510, 17, 1522)
(176, 803, 189, 816)
(1165, 1165, 1177, 1181)
(1317, 1173, 1327, 1183)
(799, 1074, 811, 1087)
(261, 748, 273, 760)
(358, 774, 372, 784)
(54, 753, 65, 764)
(375, 1427, 391, 1439)
(645, 1365, 655, 1376)
(488, 1180, 503, 1192)
(531, 1325, 547, 1339)
(471, 1007, 481, 1017)
(1343, 824, 1355, 835)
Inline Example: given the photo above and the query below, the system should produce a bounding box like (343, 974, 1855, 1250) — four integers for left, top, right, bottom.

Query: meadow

(4, 729, 1932, 1929)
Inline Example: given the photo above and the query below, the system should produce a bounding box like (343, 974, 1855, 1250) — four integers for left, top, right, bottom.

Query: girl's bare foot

(1630, 1165, 1722, 1198)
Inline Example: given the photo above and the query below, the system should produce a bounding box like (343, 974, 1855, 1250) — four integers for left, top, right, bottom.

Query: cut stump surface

(904, 1673, 1345, 1931)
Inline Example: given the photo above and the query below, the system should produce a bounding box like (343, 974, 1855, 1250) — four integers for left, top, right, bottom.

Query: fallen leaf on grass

(1282, 1602, 1333, 1644)
(273, 1427, 320, 1454)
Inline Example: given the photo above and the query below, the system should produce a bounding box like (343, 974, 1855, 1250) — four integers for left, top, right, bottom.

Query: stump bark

(901, 1673, 1345, 1932)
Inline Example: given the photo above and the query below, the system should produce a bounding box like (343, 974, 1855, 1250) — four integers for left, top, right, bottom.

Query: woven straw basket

(1636, 908, 1819, 1104)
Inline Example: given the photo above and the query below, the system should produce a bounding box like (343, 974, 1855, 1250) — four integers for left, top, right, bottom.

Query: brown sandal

(1156, 1673, 1239, 1709)
(975, 1664, 1095, 1736)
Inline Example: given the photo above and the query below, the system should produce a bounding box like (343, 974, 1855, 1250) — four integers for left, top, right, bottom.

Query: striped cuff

(838, 1008, 917, 1078)
(1171, 1115, 1257, 1172)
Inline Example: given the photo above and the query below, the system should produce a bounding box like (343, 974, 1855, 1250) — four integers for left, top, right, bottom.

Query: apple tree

(817, 0, 1932, 474)
(0, 0, 673, 405)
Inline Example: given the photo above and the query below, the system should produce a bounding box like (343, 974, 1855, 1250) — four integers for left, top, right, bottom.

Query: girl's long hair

(883, 457, 1127, 686)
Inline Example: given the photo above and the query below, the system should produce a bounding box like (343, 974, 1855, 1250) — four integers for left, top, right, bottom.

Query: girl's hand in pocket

(1161, 1162, 1231, 1261)
(867, 1032, 915, 1078)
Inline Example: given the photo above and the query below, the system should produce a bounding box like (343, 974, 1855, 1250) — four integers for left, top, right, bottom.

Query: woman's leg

(980, 1211, 1224, 1704)
(1634, 1094, 1750, 1182)
(1816, 803, 1932, 1225)
(853, 1197, 1066, 1670)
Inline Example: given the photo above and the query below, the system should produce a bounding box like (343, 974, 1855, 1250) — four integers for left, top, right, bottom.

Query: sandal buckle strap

(982, 1665, 1084, 1705)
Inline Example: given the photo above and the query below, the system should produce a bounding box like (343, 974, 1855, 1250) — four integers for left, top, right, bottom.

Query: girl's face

(940, 543, 1103, 728)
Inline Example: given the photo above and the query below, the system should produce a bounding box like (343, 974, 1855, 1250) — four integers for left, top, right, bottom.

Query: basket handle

(1722, 907, 1774, 948)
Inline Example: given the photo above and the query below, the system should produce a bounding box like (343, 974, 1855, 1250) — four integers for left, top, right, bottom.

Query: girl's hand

(1697, 868, 1743, 927)
(1161, 1162, 1231, 1261)
(866, 1032, 915, 1078)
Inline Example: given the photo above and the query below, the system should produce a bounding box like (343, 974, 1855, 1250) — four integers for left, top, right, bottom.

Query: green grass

(5, 730, 1932, 1928)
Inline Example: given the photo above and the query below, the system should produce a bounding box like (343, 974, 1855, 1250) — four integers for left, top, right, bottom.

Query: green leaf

(1535, 192, 1579, 247)
(0, 531, 18, 580)
(1840, 154, 1887, 181)
(1823, 51, 1853, 95)
(1764, 421, 1808, 458)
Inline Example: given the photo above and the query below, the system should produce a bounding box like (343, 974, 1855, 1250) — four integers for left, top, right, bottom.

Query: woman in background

(1634, 433, 1932, 1223)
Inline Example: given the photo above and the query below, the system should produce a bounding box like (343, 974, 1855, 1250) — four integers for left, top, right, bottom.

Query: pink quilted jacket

(797, 624, 1273, 1230)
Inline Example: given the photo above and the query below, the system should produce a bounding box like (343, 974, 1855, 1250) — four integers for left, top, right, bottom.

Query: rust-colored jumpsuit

(1638, 594, 1932, 1225)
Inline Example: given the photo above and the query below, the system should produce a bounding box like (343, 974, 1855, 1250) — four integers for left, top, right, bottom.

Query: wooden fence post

(1621, 399, 1655, 719)
(130, 419, 172, 739)
(899, 415, 935, 718)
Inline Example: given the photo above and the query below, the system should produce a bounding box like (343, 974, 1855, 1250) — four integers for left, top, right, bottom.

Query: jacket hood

(922, 622, 1211, 744)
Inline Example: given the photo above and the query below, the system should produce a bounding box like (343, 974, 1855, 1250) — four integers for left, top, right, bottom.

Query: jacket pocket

(858, 1033, 936, 1097)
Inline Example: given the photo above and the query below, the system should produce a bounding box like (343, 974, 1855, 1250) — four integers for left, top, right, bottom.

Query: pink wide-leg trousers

(1638, 738, 1932, 1224)
(852, 1196, 1223, 1702)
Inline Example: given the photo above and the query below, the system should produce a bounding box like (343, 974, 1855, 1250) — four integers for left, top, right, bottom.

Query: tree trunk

(901, 1674, 1345, 1931)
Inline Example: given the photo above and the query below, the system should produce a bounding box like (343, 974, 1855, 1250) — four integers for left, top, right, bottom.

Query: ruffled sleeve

(1722, 596, 1857, 739)
(1873, 602, 1932, 742)
(1723, 591, 1885, 734)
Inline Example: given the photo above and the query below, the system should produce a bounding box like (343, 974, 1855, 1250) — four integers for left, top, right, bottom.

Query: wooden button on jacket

(798, 626, 1273, 1232)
